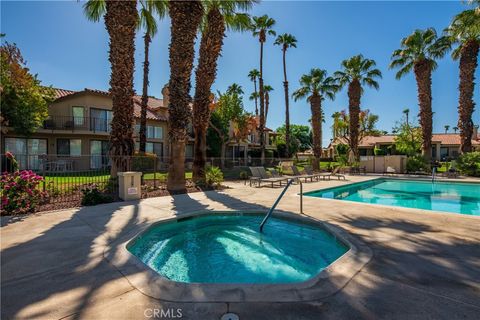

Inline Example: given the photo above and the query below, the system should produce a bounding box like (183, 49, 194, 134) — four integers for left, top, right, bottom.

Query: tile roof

(51, 88, 167, 121)
(432, 133, 480, 145)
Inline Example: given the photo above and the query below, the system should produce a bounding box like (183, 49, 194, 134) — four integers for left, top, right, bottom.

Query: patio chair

(446, 161, 459, 178)
(249, 167, 289, 187)
(290, 166, 316, 183)
(303, 165, 330, 181)
(324, 166, 347, 180)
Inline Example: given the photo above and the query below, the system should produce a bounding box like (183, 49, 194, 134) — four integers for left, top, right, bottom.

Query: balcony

(42, 116, 112, 133)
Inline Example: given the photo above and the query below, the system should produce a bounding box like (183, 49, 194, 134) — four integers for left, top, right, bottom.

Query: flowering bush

(1, 170, 46, 215)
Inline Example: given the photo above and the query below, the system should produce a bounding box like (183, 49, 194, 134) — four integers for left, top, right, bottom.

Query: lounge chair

(323, 166, 346, 180)
(290, 166, 317, 182)
(249, 167, 289, 187)
(303, 165, 330, 181)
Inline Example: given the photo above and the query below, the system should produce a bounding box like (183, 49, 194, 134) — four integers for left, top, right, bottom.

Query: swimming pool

(127, 213, 349, 284)
(305, 178, 480, 216)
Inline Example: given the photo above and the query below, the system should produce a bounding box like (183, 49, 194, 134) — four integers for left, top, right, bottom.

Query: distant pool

(305, 178, 480, 216)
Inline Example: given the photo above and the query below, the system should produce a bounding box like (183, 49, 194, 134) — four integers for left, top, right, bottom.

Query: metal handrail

(259, 179, 295, 232)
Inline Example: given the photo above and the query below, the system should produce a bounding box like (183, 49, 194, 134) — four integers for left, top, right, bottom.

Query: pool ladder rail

(259, 179, 303, 232)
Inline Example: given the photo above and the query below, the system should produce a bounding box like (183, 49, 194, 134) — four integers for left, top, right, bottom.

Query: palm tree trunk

(348, 79, 361, 160)
(259, 35, 266, 165)
(139, 32, 151, 154)
(458, 40, 479, 153)
(310, 94, 322, 170)
(254, 78, 258, 116)
(265, 91, 270, 123)
(104, 0, 137, 176)
(414, 60, 433, 161)
(167, 0, 203, 192)
(192, 7, 225, 184)
(282, 48, 291, 159)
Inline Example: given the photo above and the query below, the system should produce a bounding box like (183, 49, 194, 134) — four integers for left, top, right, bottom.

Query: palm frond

(83, 0, 106, 22)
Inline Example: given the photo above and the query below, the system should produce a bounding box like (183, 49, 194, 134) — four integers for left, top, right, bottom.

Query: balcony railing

(42, 116, 112, 133)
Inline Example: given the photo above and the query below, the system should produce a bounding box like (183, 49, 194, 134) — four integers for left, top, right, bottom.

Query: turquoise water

(305, 179, 480, 215)
(128, 214, 348, 284)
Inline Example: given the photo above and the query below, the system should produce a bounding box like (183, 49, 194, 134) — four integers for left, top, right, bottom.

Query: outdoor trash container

(118, 171, 142, 201)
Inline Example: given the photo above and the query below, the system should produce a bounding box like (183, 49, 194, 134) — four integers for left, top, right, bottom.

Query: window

(90, 108, 112, 132)
(185, 144, 193, 159)
(4, 138, 47, 170)
(57, 139, 82, 156)
(146, 125, 163, 139)
(72, 106, 85, 126)
(90, 140, 110, 169)
(135, 142, 163, 158)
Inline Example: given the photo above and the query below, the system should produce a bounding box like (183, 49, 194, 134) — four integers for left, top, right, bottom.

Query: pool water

(305, 178, 480, 216)
(128, 214, 348, 284)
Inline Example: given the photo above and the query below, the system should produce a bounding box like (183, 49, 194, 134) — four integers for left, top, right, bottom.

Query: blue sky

(2, 1, 479, 146)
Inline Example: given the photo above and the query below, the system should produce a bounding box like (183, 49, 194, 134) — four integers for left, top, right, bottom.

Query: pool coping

(302, 177, 480, 218)
(104, 210, 373, 303)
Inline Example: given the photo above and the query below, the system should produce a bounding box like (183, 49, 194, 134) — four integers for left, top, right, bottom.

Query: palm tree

(274, 33, 297, 158)
(83, 0, 138, 175)
(138, 1, 167, 154)
(403, 108, 410, 126)
(263, 84, 273, 123)
(248, 68, 260, 116)
(334, 55, 382, 160)
(390, 28, 451, 161)
(445, 125, 450, 133)
(227, 82, 245, 95)
(192, 1, 252, 183)
(293, 69, 338, 170)
(444, 9, 480, 153)
(249, 91, 259, 112)
(251, 14, 276, 164)
(167, 0, 203, 191)
(453, 126, 459, 133)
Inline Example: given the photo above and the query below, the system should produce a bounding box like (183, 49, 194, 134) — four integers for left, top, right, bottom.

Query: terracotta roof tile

(51, 87, 167, 121)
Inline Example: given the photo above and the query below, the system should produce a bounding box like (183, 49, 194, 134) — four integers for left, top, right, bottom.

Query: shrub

(81, 184, 113, 206)
(205, 166, 224, 187)
(239, 170, 249, 180)
(374, 147, 386, 156)
(456, 152, 480, 177)
(406, 155, 428, 173)
(1, 170, 46, 215)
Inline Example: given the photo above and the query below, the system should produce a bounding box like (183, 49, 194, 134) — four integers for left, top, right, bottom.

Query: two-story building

(1, 86, 195, 170)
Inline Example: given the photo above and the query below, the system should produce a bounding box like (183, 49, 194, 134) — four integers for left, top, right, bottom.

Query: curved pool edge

(103, 210, 372, 303)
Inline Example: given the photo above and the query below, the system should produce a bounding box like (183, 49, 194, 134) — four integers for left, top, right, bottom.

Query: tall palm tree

(83, 0, 138, 175)
(274, 33, 297, 158)
(249, 91, 259, 111)
(293, 69, 338, 170)
(248, 68, 260, 116)
(390, 28, 451, 161)
(251, 14, 276, 164)
(444, 9, 480, 153)
(334, 55, 382, 160)
(445, 125, 450, 133)
(263, 84, 273, 123)
(453, 126, 459, 133)
(227, 82, 245, 95)
(192, 0, 253, 183)
(167, 0, 203, 191)
(403, 108, 410, 126)
(138, 1, 167, 154)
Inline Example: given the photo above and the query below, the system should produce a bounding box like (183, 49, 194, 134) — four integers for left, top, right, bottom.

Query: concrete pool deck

(1, 175, 480, 319)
